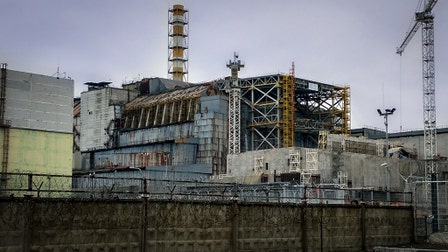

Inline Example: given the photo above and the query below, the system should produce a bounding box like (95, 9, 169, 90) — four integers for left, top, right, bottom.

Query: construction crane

(396, 0, 438, 183)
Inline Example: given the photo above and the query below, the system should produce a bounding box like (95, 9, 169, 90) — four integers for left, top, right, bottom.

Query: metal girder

(396, 0, 438, 55)
(241, 75, 282, 150)
(295, 87, 350, 134)
(396, 0, 438, 192)
(238, 74, 350, 150)
(228, 88, 241, 154)
(422, 19, 437, 176)
(121, 83, 219, 129)
(227, 53, 244, 154)
(253, 127, 278, 150)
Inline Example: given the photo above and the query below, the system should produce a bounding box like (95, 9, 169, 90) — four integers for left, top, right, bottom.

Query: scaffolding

(289, 150, 300, 172)
(237, 74, 350, 150)
(301, 149, 318, 185)
(318, 130, 328, 149)
(295, 79, 351, 146)
(0, 63, 10, 190)
(0, 64, 7, 123)
(280, 74, 295, 147)
(241, 75, 282, 150)
(341, 86, 351, 135)
(254, 156, 264, 173)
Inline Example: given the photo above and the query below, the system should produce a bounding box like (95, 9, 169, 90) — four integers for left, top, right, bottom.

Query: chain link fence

(413, 180, 448, 241)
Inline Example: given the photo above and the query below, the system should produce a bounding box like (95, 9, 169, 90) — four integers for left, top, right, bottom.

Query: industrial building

(73, 63, 448, 187)
(73, 65, 354, 180)
(75, 78, 228, 180)
(0, 64, 74, 195)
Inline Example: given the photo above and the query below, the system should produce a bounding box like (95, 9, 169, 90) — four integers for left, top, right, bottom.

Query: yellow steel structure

(229, 74, 351, 150)
(342, 86, 351, 135)
(280, 74, 295, 147)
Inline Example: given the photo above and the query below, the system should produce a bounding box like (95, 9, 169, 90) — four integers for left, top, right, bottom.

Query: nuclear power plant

(1, 3, 448, 249)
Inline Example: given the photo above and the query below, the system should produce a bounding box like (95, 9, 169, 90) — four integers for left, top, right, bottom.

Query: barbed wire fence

(413, 180, 448, 240)
(0, 172, 418, 251)
(0, 172, 413, 205)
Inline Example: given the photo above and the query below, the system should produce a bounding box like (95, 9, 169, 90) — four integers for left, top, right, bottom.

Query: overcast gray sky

(1, 0, 447, 132)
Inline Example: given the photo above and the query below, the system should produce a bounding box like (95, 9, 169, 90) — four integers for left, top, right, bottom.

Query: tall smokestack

(168, 4, 188, 82)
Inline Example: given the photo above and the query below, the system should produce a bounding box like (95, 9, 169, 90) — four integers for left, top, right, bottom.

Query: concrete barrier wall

(0, 197, 413, 252)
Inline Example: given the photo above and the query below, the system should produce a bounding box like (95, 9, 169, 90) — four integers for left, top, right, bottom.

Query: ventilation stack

(168, 4, 189, 82)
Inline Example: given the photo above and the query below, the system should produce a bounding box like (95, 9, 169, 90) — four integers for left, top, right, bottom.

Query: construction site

(2, 2, 448, 250)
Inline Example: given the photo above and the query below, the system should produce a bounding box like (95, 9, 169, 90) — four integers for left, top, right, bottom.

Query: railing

(0, 172, 412, 206)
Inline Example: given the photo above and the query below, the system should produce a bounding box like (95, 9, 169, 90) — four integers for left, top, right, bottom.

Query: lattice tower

(227, 53, 244, 154)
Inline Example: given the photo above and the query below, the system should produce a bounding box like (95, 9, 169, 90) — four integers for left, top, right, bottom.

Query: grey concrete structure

(388, 128, 448, 160)
(4, 69, 73, 133)
(353, 127, 448, 160)
(226, 133, 431, 193)
(77, 79, 228, 180)
(0, 197, 413, 251)
(80, 85, 138, 152)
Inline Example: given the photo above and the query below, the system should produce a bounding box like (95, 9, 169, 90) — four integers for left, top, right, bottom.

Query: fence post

(141, 178, 148, 252)
(301, 204, 308, 252)
(230, 200, 239, 252)
(21, 195, 32, 252)
(361, 204, 366, 251)
(27, 174, 32, 191)
(431, 174, 439, 233)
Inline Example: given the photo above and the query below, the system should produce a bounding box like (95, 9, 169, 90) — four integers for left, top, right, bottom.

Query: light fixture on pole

(377, 108, 396, 202)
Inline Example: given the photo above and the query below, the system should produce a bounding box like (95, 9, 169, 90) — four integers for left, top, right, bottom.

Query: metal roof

(124, 83, 218, 111)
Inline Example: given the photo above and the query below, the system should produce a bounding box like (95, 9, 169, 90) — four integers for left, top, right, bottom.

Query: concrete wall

(80, 87, 138, 151)
(0, 197, 413, 252)
(390, 131, 448, 159)
(194, 95, 228, 174)
(0, 69, 74, 193)
(80, 94, 228, 176)
(227, 147, 420, 192)
(5, 128, 73, 175)
(0, 128, 73, 195)
(4, 69, 73, 133)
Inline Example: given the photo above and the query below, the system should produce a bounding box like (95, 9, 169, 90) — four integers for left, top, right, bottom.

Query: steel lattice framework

(396, 0, 438, 192)
(239, 75, 350, 150)
(227, 53, 244, 154)
(421, 18, 437, 176)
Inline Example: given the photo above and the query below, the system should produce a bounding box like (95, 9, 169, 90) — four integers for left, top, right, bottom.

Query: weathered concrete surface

(226, 146, 419, 192)
(0, 197, 413, 252)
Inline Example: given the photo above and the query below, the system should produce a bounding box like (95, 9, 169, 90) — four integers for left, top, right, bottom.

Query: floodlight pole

(377, 108, 396, 202)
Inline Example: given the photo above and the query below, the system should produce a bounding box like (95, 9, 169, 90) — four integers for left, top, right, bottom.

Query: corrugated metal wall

(119, 123, 195, 146)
